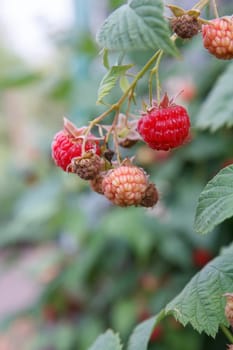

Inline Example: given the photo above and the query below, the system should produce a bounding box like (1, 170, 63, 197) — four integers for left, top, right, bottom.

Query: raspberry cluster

(51, 94, 192, 208)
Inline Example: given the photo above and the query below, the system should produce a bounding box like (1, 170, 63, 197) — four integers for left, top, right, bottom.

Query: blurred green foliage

(0, 0, 233, 349)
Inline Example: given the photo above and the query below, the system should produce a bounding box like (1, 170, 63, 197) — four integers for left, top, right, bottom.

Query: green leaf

(102, 48, 110, 69)
(127, 313, 163, 350)
(165, 244, 233, 337)
(88, 330, 122, 350)
(194, 165, 233, 234)
(119, 75, 131, 93)
(0, 69, 41, 88)
(196, 62, 233, 131)
(97, 0, 177, 56)
(97, 64, 133, 103)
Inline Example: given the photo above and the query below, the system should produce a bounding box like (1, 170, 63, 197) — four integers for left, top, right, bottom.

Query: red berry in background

(102, 159, 158, 207)
(137, 94, 190, 151)
(192, 248, 213, 268)
(51, 118, 101, 172)
(150, 325, 163, 342)
(202, 16, 233, 60)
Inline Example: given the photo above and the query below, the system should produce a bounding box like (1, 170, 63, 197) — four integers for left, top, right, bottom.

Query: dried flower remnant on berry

(70, 152, 102, 180)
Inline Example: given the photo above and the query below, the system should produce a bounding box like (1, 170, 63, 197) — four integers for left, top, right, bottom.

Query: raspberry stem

(220, 324, 233, 344)
(82, 49, 166, 153)
(212, 0, 219, 17)
(81, 0, 210, 155)
(149, 50, 164, 105)
(193, 0, 210, 11)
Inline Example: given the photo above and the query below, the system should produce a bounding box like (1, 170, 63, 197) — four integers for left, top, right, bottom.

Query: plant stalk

(220, 324, 233, 344)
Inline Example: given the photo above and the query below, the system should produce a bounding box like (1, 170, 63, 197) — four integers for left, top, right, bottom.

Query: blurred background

(0, 0, 233, 349)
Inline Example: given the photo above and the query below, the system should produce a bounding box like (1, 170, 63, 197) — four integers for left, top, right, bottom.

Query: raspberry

(192, 248, 213, 268)
(51, 120, 101, 172)
(224, 293, 233, 328)
(202, 16, 233, 60)
(140, 183, 159, 208)
(137, 94, 190, 151)
(170, 14, 200, 39)
(70, 152, 102, 180)
(150, 325, 163, 342)
(102, 160, 156, 207)
(90, 172, 105, 194)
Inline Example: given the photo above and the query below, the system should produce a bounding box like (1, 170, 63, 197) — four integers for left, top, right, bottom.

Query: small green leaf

(165, 244, 233, 337)
(127, 310, 166, 350)
(196, 62, 233, 131)
(97, 0, 178, 56)
(97, 64, 133, 103)
(127, 315, 160, 350)
(88, 330, 122, 350)
(0, 69, 41, 88)
(119, 75, 131, 93)
(195, 165, 233, 234)
(102, 48, 110, 69)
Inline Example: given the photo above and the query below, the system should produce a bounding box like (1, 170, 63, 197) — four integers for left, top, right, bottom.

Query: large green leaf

(97, 64, 133, 103)
(88, 330, 122, 350)
(195, 165, 233, 234)
(165, 244, 233, 337)
(196, 62, 233, 131)
(96, 0, 177, 56)
(127, 313, 163, 350)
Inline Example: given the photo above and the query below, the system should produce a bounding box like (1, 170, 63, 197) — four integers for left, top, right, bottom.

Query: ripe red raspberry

(137, 94, 190, 151)
(102, 160, 158, 207)
(202, 16, 233, 60)
(192, 248, 213, 268)
(51, 119, 101, 172)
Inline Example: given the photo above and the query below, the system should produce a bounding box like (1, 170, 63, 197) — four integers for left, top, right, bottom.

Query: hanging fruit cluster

(51, 3, 233, 208)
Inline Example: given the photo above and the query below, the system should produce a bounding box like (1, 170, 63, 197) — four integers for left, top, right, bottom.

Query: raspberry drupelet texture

(137, 94, 190, 151)
(51, 130, 101, 172)
(102, 163, 156, 207)
(202, 16, 233, 60)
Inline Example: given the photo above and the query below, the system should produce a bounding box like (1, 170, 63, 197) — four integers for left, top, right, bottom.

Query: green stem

(193, 0, 210, 10)
(85, 49, 163, 134)
(212, 0, 219, 17)
(155, 50, 163, 103)
(220, 324, 233, 344)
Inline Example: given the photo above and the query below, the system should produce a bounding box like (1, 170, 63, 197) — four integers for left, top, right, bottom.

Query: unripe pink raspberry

(202, 16, 233, 60)
(224, 293, 233, 327)
(102, 160, 158, 207)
